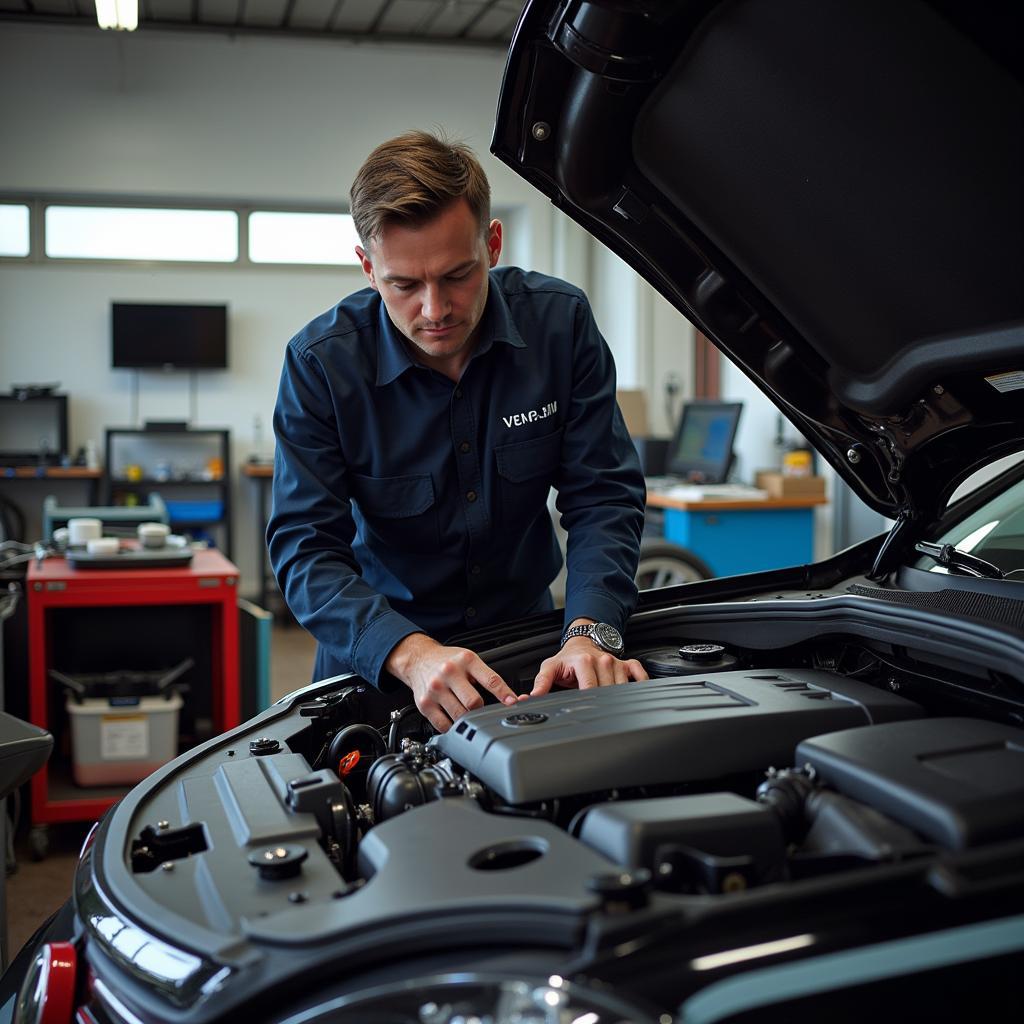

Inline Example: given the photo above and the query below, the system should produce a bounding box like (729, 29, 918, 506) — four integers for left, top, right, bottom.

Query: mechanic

(268, 130, 648, 732)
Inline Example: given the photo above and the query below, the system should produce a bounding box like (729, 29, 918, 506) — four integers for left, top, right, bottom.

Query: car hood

(491, 0, 1024, 523)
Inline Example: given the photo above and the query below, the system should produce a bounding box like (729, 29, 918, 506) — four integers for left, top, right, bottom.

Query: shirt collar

(375, 273, 527, 387)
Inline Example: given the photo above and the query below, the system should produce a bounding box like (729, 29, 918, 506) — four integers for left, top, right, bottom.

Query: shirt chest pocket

(349, 472, 440, 554)
(494, 427, 564, 527)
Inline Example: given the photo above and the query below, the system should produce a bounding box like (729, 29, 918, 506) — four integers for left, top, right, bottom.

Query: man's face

(356, 198, 502, 379)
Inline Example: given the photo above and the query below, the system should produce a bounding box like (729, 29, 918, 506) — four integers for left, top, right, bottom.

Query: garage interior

(0, 0, 893, 971)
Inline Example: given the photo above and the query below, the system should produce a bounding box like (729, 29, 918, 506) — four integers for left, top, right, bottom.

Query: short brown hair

(350, 130, 491, 245)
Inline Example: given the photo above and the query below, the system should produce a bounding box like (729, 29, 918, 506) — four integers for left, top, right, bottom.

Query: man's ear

(486, 219, 502, 269)
(355, 245, 377, 290)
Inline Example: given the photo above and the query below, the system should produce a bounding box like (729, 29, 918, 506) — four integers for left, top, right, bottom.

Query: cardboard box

(616, 389, 649, 437)
(755, 471, 827, 499)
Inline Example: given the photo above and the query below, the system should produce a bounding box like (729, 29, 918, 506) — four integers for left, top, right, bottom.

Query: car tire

(634, 539, 712, 590)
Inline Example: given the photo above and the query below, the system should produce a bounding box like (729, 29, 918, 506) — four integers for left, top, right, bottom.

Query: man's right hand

(384, 633, 518, 733)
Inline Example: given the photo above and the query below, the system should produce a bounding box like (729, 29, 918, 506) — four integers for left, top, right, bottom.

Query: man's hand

(530, 634, 648, 697)
(385, 633, 518, 733)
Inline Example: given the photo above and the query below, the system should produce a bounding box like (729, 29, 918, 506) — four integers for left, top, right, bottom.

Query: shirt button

(466, 607, 477, 619)
(459, 441, 471, 454)
(466, 490, 477, 502)
(454, 388, 463, 399)
(471, 564, 481, 575)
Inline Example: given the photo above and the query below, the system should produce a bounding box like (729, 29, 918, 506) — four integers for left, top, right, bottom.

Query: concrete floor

(3, 622, 319, 967)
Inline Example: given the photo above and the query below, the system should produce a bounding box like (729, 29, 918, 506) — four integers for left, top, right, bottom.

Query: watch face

(592, 622, 624, 654)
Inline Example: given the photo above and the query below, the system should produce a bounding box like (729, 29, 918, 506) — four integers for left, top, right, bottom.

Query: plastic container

(65, 693, 182, 786)
(165, 500, 223, 523)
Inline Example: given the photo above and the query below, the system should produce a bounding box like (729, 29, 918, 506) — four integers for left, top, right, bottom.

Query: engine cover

(433, 670, 921, 803)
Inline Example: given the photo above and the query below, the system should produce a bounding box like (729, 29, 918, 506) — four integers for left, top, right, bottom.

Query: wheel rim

(635, 555, 706, 590)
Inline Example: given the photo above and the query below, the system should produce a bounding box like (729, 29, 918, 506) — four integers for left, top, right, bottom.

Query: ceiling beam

(367, 0, 396, 36)
(0, 9, 510, 47)
(458, 0, 502, 38)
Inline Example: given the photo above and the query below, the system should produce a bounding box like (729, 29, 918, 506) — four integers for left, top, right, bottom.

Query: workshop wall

(0, 21, 813, 584)
(0, 24, 563, 594)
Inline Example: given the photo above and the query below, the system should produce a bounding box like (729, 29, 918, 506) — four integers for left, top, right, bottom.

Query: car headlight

(279, 973, 669, 1024)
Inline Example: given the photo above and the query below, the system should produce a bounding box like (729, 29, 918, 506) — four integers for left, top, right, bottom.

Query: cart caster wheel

(29, 826, 49, 862)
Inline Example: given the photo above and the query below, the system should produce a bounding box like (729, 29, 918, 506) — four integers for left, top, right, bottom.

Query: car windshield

(914, 474, 1024, 575)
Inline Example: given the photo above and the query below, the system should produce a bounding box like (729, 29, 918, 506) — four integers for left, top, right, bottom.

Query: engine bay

(110, 634, 1024, 948)
(65, 618, 1024, 1024)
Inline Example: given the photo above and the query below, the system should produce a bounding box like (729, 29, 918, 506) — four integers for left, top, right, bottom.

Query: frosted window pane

(0, 205, 30, 257)
(45, 207, 238, 262)
(248, 211, 360, 265)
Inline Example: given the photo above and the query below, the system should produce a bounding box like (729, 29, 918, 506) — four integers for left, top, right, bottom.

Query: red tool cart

(26, 549, 240, 857)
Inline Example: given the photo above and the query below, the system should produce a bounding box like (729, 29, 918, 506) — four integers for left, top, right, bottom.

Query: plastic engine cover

(433, 670, 921, 804)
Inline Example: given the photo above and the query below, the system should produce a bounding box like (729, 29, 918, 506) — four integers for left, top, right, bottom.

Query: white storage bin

(65, 694, 182, 786)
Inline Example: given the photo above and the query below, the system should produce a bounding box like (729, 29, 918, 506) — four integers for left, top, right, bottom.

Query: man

(268, 131, 648, 732)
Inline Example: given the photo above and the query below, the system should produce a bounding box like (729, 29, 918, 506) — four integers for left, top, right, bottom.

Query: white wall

(588, 244, 694, 438)
(0, 23, 571, 593)
(1, 21, 804, 586)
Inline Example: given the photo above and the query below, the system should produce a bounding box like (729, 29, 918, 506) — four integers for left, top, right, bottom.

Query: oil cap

(679, 643, 726, 663)
(641, 643, 739, 678)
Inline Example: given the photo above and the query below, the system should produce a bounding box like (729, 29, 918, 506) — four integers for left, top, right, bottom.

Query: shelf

(106, 426, 232, 559)
(111, 478, 225, 487)
(1, 467, 102, 479)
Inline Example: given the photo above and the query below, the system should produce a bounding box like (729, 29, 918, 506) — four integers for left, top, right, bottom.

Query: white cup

(86, 537, 120, 556)
(68, 518, 102, 546)
(138, 522, 170, 549)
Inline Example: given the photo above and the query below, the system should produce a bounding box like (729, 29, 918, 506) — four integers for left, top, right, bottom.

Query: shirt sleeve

(267, 342, 420, 688)
(556, 296, 647, 633)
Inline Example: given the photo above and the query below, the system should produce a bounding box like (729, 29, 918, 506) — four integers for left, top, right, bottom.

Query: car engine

(67, 629, 1024, 1024)
(121, 645, 1024, 925)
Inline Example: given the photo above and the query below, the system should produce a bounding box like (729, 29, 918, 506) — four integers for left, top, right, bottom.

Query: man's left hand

(528, 635, 648, 697)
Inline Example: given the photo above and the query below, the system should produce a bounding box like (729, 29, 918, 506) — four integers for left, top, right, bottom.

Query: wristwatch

(560, 621, 625, 656)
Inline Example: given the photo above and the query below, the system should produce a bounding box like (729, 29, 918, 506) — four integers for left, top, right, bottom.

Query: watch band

(560, 623, 595, 647)
(560, 621, 625, 656)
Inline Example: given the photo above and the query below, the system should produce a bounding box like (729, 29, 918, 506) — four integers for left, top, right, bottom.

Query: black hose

(327, 723, 387, 768)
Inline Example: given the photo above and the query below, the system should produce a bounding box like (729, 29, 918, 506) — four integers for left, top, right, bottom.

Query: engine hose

(756, 769, 817, 842)
(327, 723, 387, 769)
(387, 704, 422, 753)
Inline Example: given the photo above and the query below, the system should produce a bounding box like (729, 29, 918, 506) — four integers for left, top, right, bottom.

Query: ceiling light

(95, 0, 139, 32)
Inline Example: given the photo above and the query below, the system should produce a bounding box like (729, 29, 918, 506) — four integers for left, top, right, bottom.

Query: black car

(5, 1, 1024, 1021)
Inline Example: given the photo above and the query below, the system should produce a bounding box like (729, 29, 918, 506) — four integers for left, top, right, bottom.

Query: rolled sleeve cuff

(563, 589, 629, 635)
(351, 609, 422, 692)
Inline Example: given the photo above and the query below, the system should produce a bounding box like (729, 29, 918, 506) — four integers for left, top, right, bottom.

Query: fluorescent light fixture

(690, 933, 816, 971)
(96, 0, 138, 32)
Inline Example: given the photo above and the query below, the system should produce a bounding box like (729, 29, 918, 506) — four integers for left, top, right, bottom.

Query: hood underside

(492, 0, 1024, 522)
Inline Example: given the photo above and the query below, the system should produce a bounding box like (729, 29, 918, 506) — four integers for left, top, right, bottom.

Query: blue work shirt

(268, 266, 645, 689)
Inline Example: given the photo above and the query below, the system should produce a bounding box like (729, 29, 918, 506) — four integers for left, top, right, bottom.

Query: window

(248, 211, 360, 265)
(0, 204, 30, 257)
(45, 206, 238, 262)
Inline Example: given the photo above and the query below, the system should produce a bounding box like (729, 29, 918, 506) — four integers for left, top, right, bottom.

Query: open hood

(492, 0, 1024, 523)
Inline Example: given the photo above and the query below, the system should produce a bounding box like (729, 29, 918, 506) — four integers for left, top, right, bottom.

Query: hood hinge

(868, 508, 919, 581)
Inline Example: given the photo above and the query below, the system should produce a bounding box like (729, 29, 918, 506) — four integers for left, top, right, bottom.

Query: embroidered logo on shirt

(502, 400, 558, 428)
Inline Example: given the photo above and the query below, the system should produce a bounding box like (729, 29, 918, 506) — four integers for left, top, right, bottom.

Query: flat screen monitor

(112, 303, 228, 370)
(667, 400, 743, 483)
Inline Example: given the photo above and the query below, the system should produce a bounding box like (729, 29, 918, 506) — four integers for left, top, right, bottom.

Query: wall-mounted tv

(112, 303, 228, 370)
